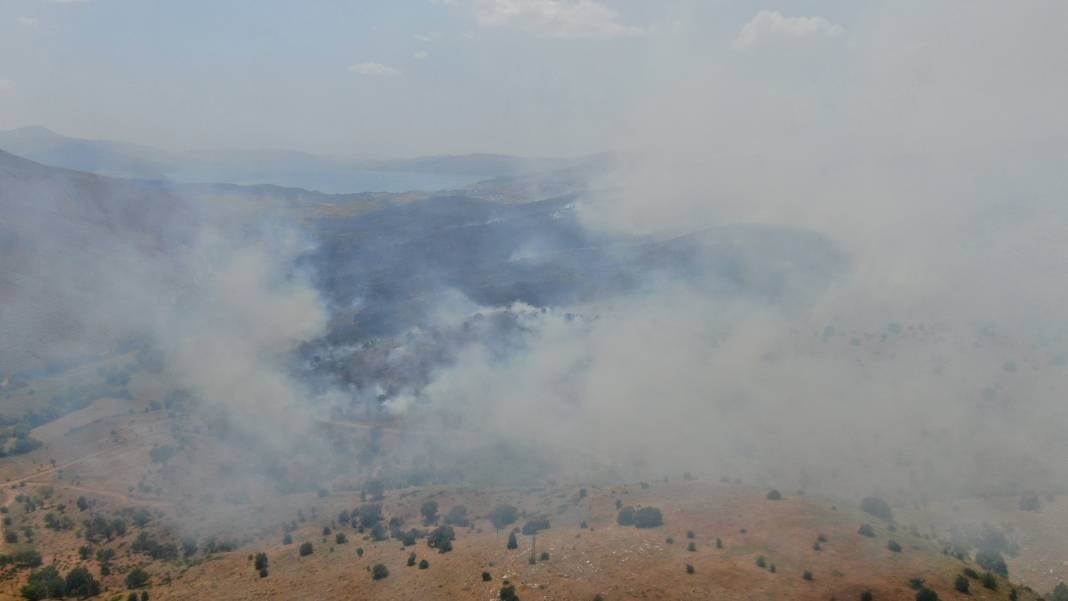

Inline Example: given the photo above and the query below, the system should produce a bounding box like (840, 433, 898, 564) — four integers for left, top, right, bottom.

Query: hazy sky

(0, 1, 1064, 157)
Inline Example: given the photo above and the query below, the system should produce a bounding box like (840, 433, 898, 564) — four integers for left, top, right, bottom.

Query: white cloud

(0, 79, 14, 94)
(474, 0, 645, 40)
(414, 32, 440, 42)
(414, 51, 430, 60)
(733, 10, 844, 50)
(18, 16, 39, 26)
(348, 62, 401, 77)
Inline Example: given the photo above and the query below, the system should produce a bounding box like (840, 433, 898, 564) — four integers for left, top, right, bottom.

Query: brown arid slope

(0, 417, 1047, 601)
(0, 367, 1056, 601)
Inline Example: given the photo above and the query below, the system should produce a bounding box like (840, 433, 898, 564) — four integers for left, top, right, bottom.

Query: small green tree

(500, 584, 520, 601)
(491, 505, 519, 531)
(427, 525, 455, 552)
(125, 567, 150, 589)
(421, 500, 439, 524)
(975, 550, 1008, 578)
(634, 507, 663, 528)
(861, 497, 893, 522)
(20, 566, 65, 601)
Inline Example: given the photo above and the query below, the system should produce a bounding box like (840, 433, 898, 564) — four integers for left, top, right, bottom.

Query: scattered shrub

(756, 556, 766, 568)
(507, 531, 518, 550)
(955, 574, 970, 593)
(915, 587, 938, 601)
(299, 542, 314, 556)
(803, 569, 813, 581)
(419, 559, 429, 569)
(686, 564, 695, 574)
(687, 542, 696, 552)
(616, 507, 635, 526)
(887, 540, 902, 552)
(858, 524, 876, 537)
(767, 489, 782, 500)
(482, 571, 492, 581)
(372, 563, 389, 580)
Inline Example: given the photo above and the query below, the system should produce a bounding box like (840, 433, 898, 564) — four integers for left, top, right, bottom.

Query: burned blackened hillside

(307, 192, 846, 339)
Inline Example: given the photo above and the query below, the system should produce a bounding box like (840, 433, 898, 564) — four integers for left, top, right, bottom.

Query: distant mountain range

(0, 126, 606, 194)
